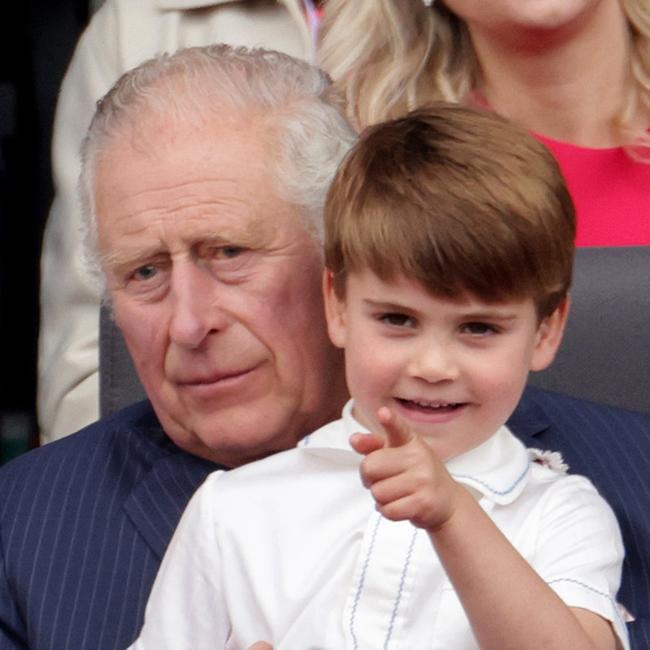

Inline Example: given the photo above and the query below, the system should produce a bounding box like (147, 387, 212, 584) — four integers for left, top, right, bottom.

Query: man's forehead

(95, 117, 279, 218)
(96, 187, 292, 248)
(102, 99, 267, 153)
(95, 163, 309, 258)
(92, 107, 312, 253)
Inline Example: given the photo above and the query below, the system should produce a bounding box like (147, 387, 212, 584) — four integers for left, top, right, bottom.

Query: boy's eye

(379, 312, 416, 328)
(462, 321, 499, 336)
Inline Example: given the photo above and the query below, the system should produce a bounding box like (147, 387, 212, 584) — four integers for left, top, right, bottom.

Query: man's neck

(469, 3, 633, 147)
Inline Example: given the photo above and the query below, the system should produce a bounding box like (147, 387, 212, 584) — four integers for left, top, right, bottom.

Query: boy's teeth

(411, 399, 454, 409)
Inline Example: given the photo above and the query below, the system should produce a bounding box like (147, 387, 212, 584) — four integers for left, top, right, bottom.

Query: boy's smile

(325, 270, 567, 460)
(393, 397, 468, 423)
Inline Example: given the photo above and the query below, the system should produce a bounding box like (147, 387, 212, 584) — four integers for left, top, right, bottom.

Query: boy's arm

(351, 408, 622, 650)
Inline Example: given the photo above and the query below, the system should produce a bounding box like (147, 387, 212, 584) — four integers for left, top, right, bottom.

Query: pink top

(534, 134, 650, 247)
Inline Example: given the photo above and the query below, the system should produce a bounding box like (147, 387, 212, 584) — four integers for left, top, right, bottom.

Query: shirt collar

(445, 426, 530, 505)
(301, 399, 531, 506)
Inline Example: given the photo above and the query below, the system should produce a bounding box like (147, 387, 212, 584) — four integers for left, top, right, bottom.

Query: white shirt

(131, 401, 630, 649)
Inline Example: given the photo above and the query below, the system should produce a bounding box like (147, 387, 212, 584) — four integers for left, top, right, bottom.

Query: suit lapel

(507, 388, 553, 446)
(124, 438, 219, 560)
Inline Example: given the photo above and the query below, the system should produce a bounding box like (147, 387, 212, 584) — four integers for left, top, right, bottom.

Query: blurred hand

(248, 643, 273, 650)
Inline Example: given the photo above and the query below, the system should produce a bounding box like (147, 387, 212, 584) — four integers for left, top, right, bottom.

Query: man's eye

(132, 264, 158, 281)
(462, 322, 499, 336)
(379, 313, 415, 328)
(211, 246, 246, 259)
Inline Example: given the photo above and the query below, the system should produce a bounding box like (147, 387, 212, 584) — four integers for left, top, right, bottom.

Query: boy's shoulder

(509, 386, 650, 638)
(523, 449, 607, 512)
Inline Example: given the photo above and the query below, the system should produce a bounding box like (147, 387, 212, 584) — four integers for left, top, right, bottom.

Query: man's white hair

(79, 44, 357, 290)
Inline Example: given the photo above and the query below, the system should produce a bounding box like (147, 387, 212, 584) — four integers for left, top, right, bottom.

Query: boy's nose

(408, 341, 460, 383)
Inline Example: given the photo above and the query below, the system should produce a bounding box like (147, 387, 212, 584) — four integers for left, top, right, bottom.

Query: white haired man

(38, 0, 318, 443)
(0, 44, 353, 650)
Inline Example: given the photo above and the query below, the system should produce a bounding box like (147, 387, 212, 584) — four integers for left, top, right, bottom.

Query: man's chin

(157, 407, 298, 467)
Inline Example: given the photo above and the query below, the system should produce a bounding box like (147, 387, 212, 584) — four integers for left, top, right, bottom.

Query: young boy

(130, 105, 629, 649)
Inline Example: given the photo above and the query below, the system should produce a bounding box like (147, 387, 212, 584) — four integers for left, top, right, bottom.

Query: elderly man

(39, 0, 317, 443)
(0, 45, 352, 649)
(1, 45, 650, 650)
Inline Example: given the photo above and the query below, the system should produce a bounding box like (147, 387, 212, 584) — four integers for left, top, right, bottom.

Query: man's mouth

(177, 364, 260, 386)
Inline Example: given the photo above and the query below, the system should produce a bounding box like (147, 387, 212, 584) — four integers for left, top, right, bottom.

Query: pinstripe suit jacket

(0, 388, 648, 649)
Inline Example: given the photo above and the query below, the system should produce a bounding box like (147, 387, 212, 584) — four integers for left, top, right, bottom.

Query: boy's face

(324, 269, 567, 460)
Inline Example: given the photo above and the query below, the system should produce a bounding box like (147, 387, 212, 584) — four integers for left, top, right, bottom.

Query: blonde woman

(320, 0, 650, 246)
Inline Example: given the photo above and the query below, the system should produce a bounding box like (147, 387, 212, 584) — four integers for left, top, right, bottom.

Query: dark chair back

(529, 246, 650, 413)
(99, 305, 146, 416)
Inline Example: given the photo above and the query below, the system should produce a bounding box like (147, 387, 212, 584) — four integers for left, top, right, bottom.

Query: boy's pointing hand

(350, 407, 461, 531)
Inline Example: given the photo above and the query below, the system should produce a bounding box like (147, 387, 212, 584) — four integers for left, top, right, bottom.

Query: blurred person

(39, 0, 321, 443)
(320, 0, 650, 247)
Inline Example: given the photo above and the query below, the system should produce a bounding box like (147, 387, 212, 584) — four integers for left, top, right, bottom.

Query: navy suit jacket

(1, 387, 648, 649)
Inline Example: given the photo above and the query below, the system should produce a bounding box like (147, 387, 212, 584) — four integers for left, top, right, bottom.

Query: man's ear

(322, 269, 347, 349)
(530, 295, 571, 372)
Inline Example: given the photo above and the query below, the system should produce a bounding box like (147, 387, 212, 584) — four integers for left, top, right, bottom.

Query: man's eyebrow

(101, 246, 167, 270)
(184, 227, 262, 248)
(101, 232, 256, 269)
(190, 234, 244, 247)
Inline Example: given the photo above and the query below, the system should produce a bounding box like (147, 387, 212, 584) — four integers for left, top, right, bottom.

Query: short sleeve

(534, 475, 630, 649)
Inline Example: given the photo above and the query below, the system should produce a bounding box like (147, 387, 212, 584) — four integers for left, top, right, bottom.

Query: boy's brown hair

(324, 103, 576, 318)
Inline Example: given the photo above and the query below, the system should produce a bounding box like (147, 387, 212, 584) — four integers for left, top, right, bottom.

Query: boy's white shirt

(130, 400, 630, 650)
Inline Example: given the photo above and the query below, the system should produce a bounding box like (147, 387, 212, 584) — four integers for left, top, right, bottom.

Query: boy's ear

(322, 269, 347, 349)
(530, 295, 571, 372)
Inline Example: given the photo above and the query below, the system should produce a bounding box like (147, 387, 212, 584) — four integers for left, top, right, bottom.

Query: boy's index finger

(377, 406, 413, 448)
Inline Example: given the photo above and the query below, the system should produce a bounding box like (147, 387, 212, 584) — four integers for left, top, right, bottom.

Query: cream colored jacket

(38, 0, 313, 443)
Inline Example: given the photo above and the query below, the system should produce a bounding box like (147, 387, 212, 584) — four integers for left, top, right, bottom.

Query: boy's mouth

(395, 397, 465, 413)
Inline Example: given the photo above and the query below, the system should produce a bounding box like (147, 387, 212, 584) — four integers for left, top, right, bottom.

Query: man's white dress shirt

(131, 401, 629, 649)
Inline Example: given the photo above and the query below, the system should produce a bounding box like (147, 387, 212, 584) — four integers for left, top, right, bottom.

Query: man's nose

(408, 339, 459, 383)
(168, 262, 228, 348)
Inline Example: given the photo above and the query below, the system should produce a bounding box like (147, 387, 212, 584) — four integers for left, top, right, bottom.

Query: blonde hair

(325, 104, 576, 319)
(620, 0, 650, 148)
(320, 0, 650, 150)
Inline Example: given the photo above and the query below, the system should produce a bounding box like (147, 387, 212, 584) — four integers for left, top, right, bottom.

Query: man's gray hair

(79, 44, 357, 287)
